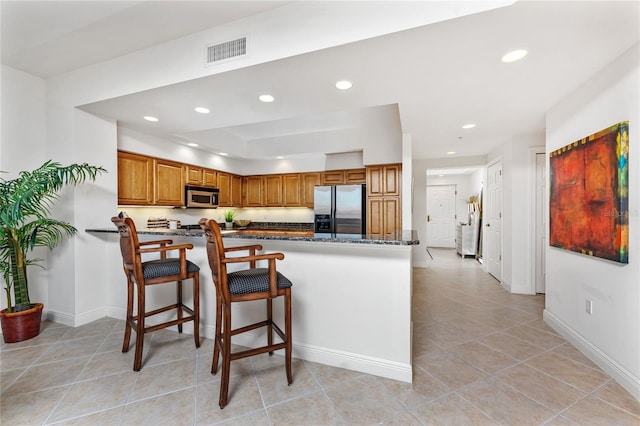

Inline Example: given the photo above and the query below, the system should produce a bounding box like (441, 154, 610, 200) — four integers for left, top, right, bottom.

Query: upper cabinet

(321, 168, 366, 185)
(282, 174, 301, 207)
(117, 151, 185, 207)
(186, 165, 217, 187)
(118, 151, 153, 205)
(243, 175, 263, 207)
(301, 172, 321, 207)
(154, 159, 185, 206)
(217, 172, 243, 207)
(263, 175, 283, 207)
(367, 164, 401, 196)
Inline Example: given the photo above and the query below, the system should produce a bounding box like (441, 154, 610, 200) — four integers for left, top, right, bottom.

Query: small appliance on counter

(314, 184, 366, 234)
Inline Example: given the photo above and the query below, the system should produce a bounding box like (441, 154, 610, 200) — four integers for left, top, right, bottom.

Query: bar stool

(111, 216, 200, 371)
(199, 218, 293, 408)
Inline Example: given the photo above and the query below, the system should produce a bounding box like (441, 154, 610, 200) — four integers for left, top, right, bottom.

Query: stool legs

(285, 288, 293, 385)
(213, 292, 293, 408)
(122, 273, 200, 372)
(122, 274, 134, 354)
(133, 281, 146, 371)
(212, 297, 222, 374)
(193, 274, 200, 348)
(219, 303, 232, 409)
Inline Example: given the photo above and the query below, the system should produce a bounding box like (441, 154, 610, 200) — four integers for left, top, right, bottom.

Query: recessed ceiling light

(194, 107, 210, 114)
(187, 143, 198, 147)
(259, 94, 275, 103)
(335, 80, 353, 90)
(462, 124, 476, 129)
(438, 174, 445, 177)
(276, 156, 284, 159)
(447, 151, 456, 155)
(501, 49, 528, 63)
(143, 116, 159, 122)
(219, 152, 228, 156)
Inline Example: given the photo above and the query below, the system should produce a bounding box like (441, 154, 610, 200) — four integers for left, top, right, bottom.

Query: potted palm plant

(0, 160, 105, 343)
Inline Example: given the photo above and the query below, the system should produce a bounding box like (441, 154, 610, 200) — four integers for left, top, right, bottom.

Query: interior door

(486, 161, 502, 281)
(426, 185, 456, 248)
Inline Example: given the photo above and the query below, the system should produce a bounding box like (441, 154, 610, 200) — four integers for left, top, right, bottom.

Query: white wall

(494, 134, 545, 294)
(544, 44, 639, 399)
(0, 65, 49, 310)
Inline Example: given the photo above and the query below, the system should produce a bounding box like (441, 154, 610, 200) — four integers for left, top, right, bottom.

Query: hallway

(1, 248, 638, 424)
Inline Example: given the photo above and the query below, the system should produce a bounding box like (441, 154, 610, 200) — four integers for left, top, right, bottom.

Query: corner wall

(544, 44, 640, 399)
(0, 65, 49, 311)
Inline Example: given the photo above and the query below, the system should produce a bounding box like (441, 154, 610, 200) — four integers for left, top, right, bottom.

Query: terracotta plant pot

(0, 303, 44, 343)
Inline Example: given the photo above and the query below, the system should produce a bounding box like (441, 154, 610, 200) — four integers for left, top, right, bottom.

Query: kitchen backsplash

(118, 206, 314, 228)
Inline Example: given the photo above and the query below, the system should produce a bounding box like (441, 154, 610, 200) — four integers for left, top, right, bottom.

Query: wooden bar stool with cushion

(112, 216, 200, 371)
(199, 218, 293, 409)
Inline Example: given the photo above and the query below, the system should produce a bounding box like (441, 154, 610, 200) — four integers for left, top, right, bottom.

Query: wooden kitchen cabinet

(367, 197, 400, 235)
(243, 175, 263, 206)
(217, 172, 231, 206)
(366, 163, 402, 235)
(186, 165, 217, 187)
(301, 172, 321, 207)
(219, 172, 243, 207)
(321, 170, 345, 185)
(282, 174, 301, 207)
(321, 168, 366, 185)
(345, 168, 366, 184)
(154, 159, 185, 206)
(118, 151, 153, 205)
(263, 174, 283, 206)
(367, 164, 401, 196)
(230, 174, 243, 206)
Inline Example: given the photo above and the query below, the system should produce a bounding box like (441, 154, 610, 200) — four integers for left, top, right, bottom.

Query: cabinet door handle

(427, 215, 431, 222)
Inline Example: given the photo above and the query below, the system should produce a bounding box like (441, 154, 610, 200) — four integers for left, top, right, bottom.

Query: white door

(426, 185, 456, 248)
(535, 153, 546, 293)
(486, 161, 502, 281)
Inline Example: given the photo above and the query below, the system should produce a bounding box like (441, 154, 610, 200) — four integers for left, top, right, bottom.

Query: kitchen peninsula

(87, 225, 418, 383)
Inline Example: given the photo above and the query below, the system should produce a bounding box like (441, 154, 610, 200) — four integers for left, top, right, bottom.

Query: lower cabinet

(367, 197, 400, 235)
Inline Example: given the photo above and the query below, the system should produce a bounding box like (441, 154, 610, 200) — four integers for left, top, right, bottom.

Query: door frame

(529, 147, 547, 294)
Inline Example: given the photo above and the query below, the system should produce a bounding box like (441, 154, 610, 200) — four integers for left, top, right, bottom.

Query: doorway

(485, 160, 502, 281)
(426, 185, 456, 248)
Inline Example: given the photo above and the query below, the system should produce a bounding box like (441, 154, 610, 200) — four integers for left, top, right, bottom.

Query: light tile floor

(2, 248, 639, 425)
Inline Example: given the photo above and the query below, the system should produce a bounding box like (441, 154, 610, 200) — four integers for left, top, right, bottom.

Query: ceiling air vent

(206, 37, 247, 65)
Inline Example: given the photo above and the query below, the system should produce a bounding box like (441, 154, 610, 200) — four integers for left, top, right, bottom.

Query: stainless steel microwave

(185, 185, 219, 208)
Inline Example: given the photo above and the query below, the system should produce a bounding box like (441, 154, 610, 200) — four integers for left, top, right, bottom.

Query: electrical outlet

(585, 299, 593, 315)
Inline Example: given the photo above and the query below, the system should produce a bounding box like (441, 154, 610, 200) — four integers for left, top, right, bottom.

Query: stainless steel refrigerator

(314, 184, 366, 234)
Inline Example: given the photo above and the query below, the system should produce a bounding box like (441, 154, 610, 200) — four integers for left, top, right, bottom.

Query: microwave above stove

(185, 185, 219, 208)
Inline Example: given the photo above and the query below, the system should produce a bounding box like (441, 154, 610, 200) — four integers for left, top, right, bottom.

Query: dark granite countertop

(86, 226, 419, 246)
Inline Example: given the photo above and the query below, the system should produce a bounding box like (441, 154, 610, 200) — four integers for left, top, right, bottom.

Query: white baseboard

(100, 312, 412, 383)
(544, 309, 640, 400)
(231, 329, 412, 383)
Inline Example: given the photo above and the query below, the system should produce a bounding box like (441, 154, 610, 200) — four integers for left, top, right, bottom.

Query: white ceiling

(2, 1, 639, 161)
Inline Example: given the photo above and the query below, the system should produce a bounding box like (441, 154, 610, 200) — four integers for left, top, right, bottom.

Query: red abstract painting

(549, 121, 629, 264)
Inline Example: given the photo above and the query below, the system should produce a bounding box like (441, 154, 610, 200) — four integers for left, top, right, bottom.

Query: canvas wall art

(549, 121, 629, 264)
